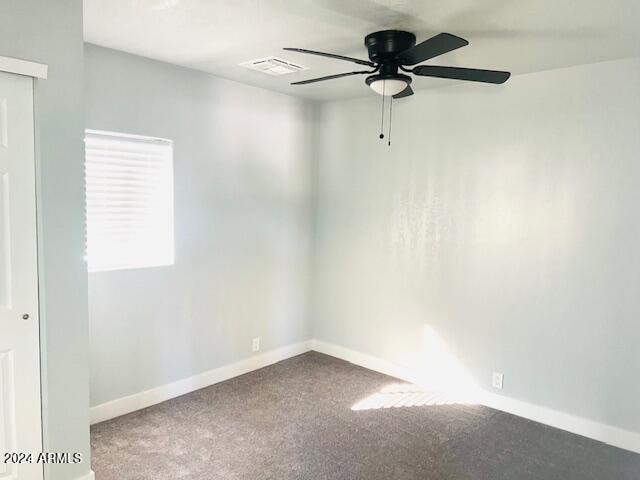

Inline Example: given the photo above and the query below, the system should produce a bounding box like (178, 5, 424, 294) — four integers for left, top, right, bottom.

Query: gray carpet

(91, 352, 640, 479)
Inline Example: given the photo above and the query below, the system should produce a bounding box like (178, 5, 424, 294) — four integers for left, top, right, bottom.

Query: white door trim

(0, 56, 48, 79)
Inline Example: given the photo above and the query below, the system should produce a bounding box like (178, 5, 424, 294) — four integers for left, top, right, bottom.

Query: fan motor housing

(365, 30, 416, 63)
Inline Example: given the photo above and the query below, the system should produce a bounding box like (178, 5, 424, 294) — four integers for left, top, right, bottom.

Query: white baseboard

(310, 339, 420, 384)
(481, 391, 640, 454)
(310, 339, 640, 455)
(90, 341, 312, 424)
(90, 338, 640, 455)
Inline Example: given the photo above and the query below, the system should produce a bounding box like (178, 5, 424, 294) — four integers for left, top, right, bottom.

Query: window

(84, 130, 174, 272)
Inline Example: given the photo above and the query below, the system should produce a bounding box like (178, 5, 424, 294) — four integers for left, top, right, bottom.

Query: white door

(0, 72, 43, 479)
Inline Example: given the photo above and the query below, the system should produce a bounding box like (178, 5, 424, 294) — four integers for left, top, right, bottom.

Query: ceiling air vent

(240, 57, 308, 76)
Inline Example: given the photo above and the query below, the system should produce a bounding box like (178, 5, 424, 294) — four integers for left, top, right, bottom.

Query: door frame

(0, 56, 47, 80)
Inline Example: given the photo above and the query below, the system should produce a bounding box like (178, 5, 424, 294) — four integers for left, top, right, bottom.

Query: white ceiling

(84, 0, 640, 101)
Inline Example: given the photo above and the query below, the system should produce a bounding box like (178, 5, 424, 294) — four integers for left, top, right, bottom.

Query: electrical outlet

(252, 337, 260, 352)
(492, 372, 504, 390)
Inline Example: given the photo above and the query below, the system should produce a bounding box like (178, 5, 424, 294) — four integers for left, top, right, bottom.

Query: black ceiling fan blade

(393, 85, 414, 99)
(396, 33, 469, 66)
(291, 70, 373, 85)
(412, 65, 511, 84)
(284, 48, 375, 67)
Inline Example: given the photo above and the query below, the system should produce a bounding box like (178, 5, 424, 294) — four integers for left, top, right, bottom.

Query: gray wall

(85, 44, 316, 406)
(313, 57, 640, 433)
(0, 1, 90, 479)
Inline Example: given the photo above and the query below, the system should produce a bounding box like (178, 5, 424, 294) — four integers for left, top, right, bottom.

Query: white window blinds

(85, 130, 174, 272)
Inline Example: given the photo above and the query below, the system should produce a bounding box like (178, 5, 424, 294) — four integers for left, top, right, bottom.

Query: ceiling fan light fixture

(365, 74, 412, 97)
(370, 78, 408, 96)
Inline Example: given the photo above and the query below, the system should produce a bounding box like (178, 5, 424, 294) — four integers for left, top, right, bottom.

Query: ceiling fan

(284, 30, 510, 98)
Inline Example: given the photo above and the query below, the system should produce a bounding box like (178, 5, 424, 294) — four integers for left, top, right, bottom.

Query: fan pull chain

(388, 96, 393, 146)
(379, 81, 386, 139)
